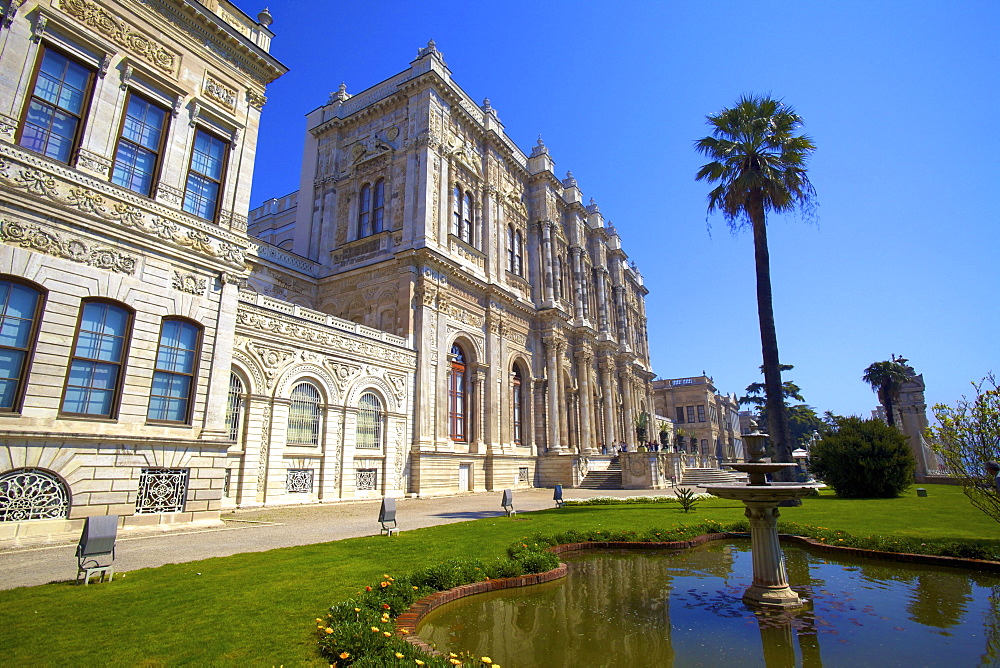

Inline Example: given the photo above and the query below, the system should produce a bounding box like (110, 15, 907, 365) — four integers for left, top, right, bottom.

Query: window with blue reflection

(62, 301, 131, 417)
(147, 319, 200, 422)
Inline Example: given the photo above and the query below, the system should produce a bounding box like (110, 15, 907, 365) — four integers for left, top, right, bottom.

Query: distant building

(652, 375, 744, 462)
(871, 361, 940, 479)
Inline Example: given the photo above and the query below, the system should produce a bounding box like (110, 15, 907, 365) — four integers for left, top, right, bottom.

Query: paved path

(0, 487, 679, 590)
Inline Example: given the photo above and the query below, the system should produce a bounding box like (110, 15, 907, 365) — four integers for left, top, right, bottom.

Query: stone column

(596, 271, 610, 334)
(742, 502, 801, 607)
(544, 336, 563, 453)
(201, 274, 241, 439)
(471, 368, 487, 454)
(540, 221, 555, 304)
(576, 349, 594, 453)
(600, 359, 616, 448)
(570, 246, 585, 322)
(613, 286, 628, 348)
(620, 367, 635, 446)
(557, 342, 569, 449)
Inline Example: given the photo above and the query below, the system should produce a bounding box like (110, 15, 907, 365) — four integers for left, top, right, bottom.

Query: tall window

(675, 406, 684, 424)
(452, 187, 474, 244)
(226, 372, 245, 441)
(514, 230, 523, 276)
(462, 192, 474, 244)
(512, 364, 523, 445)
(288, 382, 321, 445)
(147, 318, 201, 423)
(18, 45, 95, 164)
(183, 128, 228, 221)
(686, 405, 695, 424)
(554, 257, 563, 300)
(506, 226, 523, 276)
(356, 392, 383, 449)
(0, 279, 45, 412)
(112, 92, 168, 196)
(697, 404, 706, 423)
(449, 344, 467, 442)
(357, 180, 385, 237)
(62, 300, 132, 417)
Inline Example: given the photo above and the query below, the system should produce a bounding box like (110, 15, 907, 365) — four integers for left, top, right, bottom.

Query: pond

(417, 541, 1000, 667)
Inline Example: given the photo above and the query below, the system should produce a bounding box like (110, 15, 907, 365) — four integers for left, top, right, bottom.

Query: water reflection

(417, 542, 1000, 667)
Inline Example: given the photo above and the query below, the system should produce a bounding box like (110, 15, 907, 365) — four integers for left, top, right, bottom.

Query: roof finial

(257, 7, 272, 27)
(329, 82, 350, 104)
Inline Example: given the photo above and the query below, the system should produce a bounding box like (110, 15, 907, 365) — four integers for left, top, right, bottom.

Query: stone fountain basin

(723, 462, 798, 474)
(704, 482, 824, 502)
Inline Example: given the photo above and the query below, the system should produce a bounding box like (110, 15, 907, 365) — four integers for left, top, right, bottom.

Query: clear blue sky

(247, 0, 999, 420)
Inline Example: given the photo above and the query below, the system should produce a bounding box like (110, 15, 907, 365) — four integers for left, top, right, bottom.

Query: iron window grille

(0, 468, 69, 522)
(285, 469, 314, 493)
(136, 468, 189, 514)
(356, 468, 377, 491)
(288, 382, 321, 445)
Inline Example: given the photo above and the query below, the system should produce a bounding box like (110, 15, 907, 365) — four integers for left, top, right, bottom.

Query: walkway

(0, 487, 678, 591)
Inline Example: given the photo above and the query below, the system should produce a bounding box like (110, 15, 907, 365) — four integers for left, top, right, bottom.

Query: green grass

(1, 485, 995, 666)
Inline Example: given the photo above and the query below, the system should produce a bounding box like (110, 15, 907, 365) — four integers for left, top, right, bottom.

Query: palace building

(0, 1, 713, 540)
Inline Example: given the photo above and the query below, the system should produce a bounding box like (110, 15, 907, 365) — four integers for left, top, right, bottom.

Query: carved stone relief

(55, 0, 178, 74)
(0, 219, 137, 274)
(172, 271, 207, 295)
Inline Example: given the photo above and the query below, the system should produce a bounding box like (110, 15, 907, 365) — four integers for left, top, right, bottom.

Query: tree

(863, 357, 911, 428)
(810, 416, 915, 498)
(696, 95, 816, 476)
(740, 364, 823, 449)
(929, 375, 1000, 523)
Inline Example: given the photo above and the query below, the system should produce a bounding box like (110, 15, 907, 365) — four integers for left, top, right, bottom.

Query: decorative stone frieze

(203, 74, 238, 112)
(0, 114, 17, 142)
(54, 0, 178, 74)
(0, 146, 247, 267)
(0, 218, 137, 274)
(247, 89, 267, 110)
(75, 148, 112, 178)
(172, 270, 207, 295)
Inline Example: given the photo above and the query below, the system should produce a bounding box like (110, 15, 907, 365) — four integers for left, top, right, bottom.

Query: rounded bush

(810, 416, 915, 498)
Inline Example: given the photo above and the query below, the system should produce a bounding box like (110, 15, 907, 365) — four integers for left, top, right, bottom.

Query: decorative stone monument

(704, 422, 822, 608)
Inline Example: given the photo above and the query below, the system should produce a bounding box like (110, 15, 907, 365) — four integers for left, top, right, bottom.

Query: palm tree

(695, 95, 816, 473)
(863, 359, 911, 428)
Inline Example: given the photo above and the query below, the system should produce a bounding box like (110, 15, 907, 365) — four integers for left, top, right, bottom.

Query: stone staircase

(679, 467, 747, 487)
(580, 457, 623, 489)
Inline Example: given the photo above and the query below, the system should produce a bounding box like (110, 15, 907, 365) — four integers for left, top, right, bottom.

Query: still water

(417, 541, 1000, 667)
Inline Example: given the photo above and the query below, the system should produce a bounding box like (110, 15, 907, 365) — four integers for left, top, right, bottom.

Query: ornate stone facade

(248, 42, 656, 494)
(652, 375, 745, 462)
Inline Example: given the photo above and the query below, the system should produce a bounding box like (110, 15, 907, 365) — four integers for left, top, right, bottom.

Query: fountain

(704, 422, 823, 608)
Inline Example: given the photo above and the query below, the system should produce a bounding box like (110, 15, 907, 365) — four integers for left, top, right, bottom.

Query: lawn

(1, 485, 994, 666)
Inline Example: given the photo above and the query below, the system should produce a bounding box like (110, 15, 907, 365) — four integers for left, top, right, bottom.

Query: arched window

(358, 179, 386, 238)
(288, 382, 322, 445)
(506, 225, 515, 272)
(449, 344, 467, 442)
(356, 392, 383, 449)
(514, 230, 523, 276)
(62, 300, 132, 417)
(372, 179, 385, 234)
(0, 278, 45, 412)
(512, 364, 523, 445)
(358, 182, 371, 237)
(462, 192, 474, 244)
(0, 468, 70, 521)
(148, 318, 201, 423)
(226, 372, 245, 442)
(452, 186, 462, 238)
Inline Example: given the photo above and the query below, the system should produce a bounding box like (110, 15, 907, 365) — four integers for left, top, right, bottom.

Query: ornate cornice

(54, 0, 178, 74)
(0, 144, 247, 268)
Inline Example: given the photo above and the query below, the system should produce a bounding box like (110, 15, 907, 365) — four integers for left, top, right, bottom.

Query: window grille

(223, 468, 231, 497)
(356, 392, 382, 449)
(136, 468, 189, 514)
(357, 468, 377, 491)
(518, 467, 529, 483)
(0, 468, 69, 522)
(226, 372, 245, 441)
(288, 382, 321, 445)
(285, 469, 314, 493)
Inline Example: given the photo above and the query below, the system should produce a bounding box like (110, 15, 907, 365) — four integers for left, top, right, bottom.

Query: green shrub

(675, 487, 699, 512)
(809, 416, 915, 498)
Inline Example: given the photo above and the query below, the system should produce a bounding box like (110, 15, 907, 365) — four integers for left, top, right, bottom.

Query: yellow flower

(481, 657, 493, 664)
(450, 653, 458, 658)
(325, 628, 334, 634)
(400, 629, 410, 635)
(316, 617, 324, 623)
(412, 586, 419, 590)
(339, 652, 350, 659)
(449, 660, 462, 666)
(383, 631, 392, 637)
(395, 653, 405, 659)
(415, 661, 425, 666)
(371, 627, 380, 632)
(354, 608, 361, 612)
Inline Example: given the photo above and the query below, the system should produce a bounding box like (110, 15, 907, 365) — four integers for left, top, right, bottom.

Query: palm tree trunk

(884, 385, 896, 428)
(749, 193, 794, 478)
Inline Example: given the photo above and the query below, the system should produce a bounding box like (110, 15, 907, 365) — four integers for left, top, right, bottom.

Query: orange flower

(383, 631, 392, 637)
(339, 652, 350, 659)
